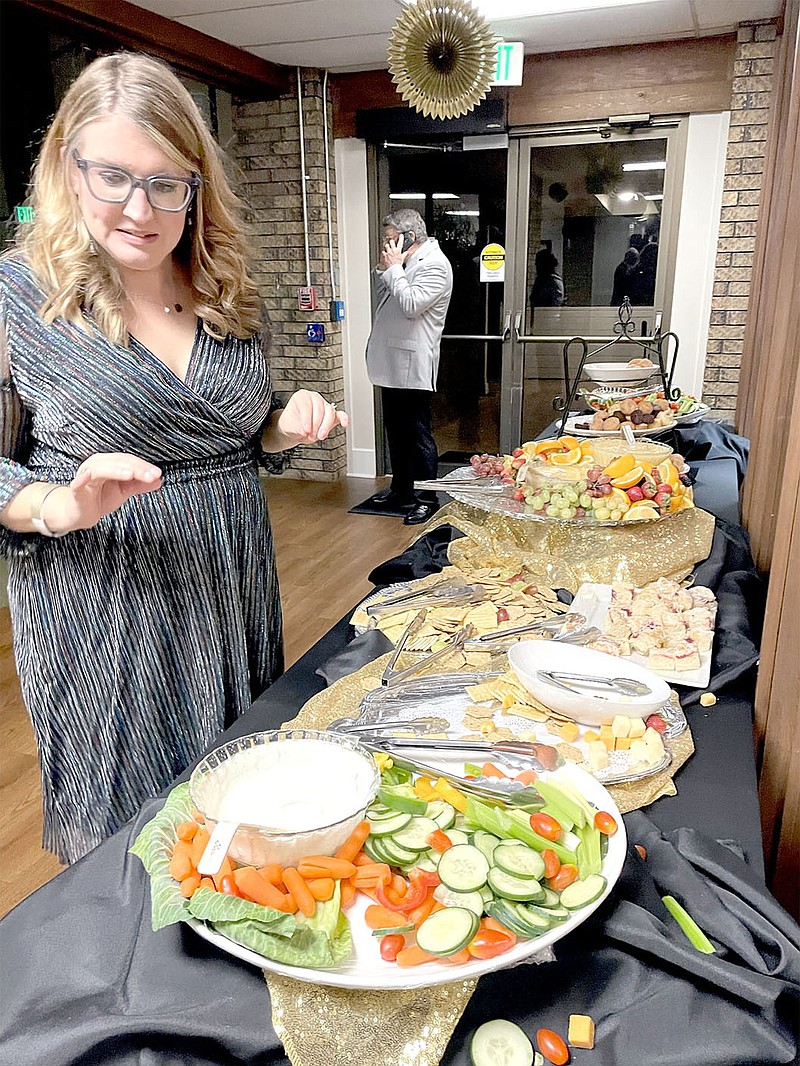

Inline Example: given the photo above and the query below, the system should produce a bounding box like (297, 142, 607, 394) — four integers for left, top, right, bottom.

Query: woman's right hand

(46, 453, 163, 534)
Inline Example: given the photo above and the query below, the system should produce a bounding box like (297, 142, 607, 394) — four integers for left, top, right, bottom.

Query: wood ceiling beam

(13, 0, 291, 99)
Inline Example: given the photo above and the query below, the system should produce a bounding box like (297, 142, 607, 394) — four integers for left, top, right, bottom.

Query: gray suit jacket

(365, 238, 453, 391)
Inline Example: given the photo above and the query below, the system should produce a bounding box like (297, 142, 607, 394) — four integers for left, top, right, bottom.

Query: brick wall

(704, 20, 779, 421)
(232, 71, 346, 480)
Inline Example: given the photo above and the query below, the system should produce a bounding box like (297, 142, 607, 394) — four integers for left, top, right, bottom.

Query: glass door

(379, 143, 509, 462)
(503, 126, 683, 447)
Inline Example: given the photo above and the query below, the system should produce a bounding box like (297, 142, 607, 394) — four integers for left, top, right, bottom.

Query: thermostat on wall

(298, 286, 317, 311)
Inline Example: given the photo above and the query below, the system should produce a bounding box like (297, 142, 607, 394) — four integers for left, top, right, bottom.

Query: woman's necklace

(127, 282, 188, 316)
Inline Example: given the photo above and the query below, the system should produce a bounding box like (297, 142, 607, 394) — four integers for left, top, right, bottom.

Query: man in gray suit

(366, 209, 453, 525)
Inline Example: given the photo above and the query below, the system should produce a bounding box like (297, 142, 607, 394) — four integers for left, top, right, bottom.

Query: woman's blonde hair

(18, 51, 262, 344)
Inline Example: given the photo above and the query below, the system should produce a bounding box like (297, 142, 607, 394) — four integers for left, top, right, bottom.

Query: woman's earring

(88, 237, 97, 256)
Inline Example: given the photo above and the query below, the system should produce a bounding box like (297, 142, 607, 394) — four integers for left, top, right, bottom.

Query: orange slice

(608, 487, 632, 511)
(610, 465, 645, 489)
(623, 503, 660, 522)
(558, 435, 581, 450)
(549, 447, 583, 466)
(579, 440, 594, 457)
(669, 495, 694, 512)
(656, 459, 679, 488)
(534, 438, 563, 455)
(602, 454, 636, 479)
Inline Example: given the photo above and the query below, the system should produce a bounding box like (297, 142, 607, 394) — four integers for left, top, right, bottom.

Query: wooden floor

(0, 474, 414, 919)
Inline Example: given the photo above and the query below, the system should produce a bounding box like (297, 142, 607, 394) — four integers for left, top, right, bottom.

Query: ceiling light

(402, 0, 664, 19)
(446, 210, 480, 216)
(432, 193, 460, 200)
(622, 161, 667, 172)
(389, 192, 426, 200)
(644, 193, 664, 201)
(617, 192, 638, 202)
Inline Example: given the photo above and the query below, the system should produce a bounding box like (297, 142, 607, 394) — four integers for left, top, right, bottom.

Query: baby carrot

(169, 850, 194, 883)
(211, 856, 235, 892)
(353, 851, 374, 866)
(395, 944, 436, 967)
(191, 808, 206, 825)
(176, 821, 199, 843)
(364, 904, 409, 930)
(335, 820, 371, 862)
(340, 879, 357, 909)
(199, 876, 216, 891)
(352, 862, 391, 887)
(306, 877, 336, 902)
(189, 826, 211, 868)
(283, 868, 316, 918)
(179, 872, 202, 898)
(258, 863, 285, 885)
(233, 867, 289, 911)
(296, 856, 357, 880)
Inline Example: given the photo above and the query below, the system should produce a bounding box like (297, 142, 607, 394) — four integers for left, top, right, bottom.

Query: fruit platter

(132, 746, 627, 990)
(461, 436, 695, 525)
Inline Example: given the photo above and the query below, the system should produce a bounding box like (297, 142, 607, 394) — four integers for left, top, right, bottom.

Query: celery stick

(662, 895, 716, 953)
(534, 778, 588, 828)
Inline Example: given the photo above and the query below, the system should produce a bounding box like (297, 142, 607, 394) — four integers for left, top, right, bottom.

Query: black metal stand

(554, 298, 681, 437)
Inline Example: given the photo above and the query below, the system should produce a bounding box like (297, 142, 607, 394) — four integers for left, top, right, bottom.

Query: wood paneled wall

(330, 35, 736, 138)
(737, 0, 800, 918)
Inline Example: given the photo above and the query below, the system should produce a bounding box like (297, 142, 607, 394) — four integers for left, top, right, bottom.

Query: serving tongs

(464, 617, 601, 652)
(381, 611, 475, 687)
(360, 741, 550, 805)
(413, 476, 509, 494)
(366, 583, 486, 619)
(537, 670, 651, 697)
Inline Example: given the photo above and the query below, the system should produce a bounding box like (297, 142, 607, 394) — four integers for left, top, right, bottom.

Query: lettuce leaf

(130, 785, 353, 969)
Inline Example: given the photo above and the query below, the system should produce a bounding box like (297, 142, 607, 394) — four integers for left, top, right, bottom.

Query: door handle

(514, 312, 522, 341)
(501, 312, 511, 342)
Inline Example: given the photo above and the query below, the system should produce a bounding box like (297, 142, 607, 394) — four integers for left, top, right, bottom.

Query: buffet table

(1, 424, 798, 1066)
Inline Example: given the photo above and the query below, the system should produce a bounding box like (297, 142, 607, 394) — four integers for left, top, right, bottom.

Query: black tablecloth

(1, 424, 798, 1066)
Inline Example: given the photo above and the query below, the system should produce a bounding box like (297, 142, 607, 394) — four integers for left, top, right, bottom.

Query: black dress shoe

(403, 502, 438, 525)
(372, 486, 397, 502)
(370, 493, 413, 511)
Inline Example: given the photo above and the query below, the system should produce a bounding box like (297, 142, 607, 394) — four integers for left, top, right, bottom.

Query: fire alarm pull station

(298, 286, 317, 311)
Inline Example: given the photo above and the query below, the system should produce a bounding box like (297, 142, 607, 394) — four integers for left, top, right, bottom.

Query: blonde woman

(0, 52, 347, 864)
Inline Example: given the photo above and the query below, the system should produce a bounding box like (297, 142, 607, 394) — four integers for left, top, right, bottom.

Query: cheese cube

(614, 736, 633, 751)
(558, 721, 581, 743)
(611, 714, 631, 738)
(587, 741, 609, 770)
(568, 1014, 596, 1050)
(643, 727, 665, 763)
(583, 729, 601, 744)
(599, 724, 614, 749)
(629, 739, 649, 764)
(628, 716, 646, 738)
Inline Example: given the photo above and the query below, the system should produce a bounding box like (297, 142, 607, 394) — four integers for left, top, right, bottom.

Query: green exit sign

(15, 205, 35, 223)
(492, 41, 524, 86)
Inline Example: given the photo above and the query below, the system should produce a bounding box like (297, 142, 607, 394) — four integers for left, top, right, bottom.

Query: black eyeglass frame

(72, 151, 201, 213)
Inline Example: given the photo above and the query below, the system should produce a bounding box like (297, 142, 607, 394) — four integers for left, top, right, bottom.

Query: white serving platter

(562, 413, 674, 438)
(569, 582, 714, 689)
(187, 761, 626, 989)
(583, 362, 661, 386)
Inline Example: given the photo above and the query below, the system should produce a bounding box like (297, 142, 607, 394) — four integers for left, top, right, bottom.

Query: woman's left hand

(267, 390, 349, 450)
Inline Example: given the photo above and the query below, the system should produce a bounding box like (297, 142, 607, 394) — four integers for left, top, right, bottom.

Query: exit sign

(492, 41, 524, 86)
(15, 205, 35, 223)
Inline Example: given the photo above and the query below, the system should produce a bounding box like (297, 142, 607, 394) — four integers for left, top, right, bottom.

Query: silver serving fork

(367, 584, 486, 620)
(381, 611, 476, 687)
(537, 670, 651, 697)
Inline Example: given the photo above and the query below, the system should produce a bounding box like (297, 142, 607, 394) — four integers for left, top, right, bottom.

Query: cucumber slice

(469, 1019, 534, 1066)
(510, 902, 551, 935)
(427, 799, 457, 831)
(559, 873, 607, 910)
(365, 836, 394, 863)
(488, 868, 546, 903)
(540, 887, 561, 908)
(378, 784, 428, 816)
(485, 899, 536, 939)
(437, 844, 491, 892)
(446, 828, 470, 847)
(379, 835, 424, 866)
(415, 906, 479, 957)
(433, 883, 485, 916)
(367, 810, 412, 837)
(473, 830, 501, 864)
(479, 885, 494, 906)
(529, 902, 570, 923)
(371, 922, 415, 937)
(392, 816, 440, 852)
(362, 837, 385, 863)
(492, 843, 545, 881)
(365, 803, 394, 820)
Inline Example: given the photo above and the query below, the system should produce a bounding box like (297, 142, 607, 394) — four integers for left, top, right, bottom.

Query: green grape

(558, 507, 572, 519)
(540, 490, 551, 503)
(566, 507, 577, 518)
(579, 494, 592, 509)
(546, 505, 559, 517)
(595, 506, 611, 521)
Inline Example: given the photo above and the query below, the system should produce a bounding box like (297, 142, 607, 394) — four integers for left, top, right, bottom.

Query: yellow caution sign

(480, 242, 506, 283)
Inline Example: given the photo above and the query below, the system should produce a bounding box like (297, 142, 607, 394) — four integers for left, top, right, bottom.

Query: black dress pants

(381, 387, 438, 505)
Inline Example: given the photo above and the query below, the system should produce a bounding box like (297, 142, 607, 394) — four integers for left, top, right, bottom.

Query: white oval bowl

(508, 641, 671, 724)
(584, 362, 659, 385)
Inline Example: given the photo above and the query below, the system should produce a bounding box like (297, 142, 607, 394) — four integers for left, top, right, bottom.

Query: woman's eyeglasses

(72, 152, 201, 212)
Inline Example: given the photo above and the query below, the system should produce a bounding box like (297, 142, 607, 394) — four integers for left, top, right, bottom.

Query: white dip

(201, 738, 376, 831)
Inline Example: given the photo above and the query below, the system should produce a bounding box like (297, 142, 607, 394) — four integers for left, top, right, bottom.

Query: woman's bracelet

(30, 485, 66, 538)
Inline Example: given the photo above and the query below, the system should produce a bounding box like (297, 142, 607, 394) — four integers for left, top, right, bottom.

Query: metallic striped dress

(0, 255, 284, 865)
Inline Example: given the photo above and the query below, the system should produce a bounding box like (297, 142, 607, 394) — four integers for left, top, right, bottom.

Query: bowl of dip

(189, 729, 380, 867)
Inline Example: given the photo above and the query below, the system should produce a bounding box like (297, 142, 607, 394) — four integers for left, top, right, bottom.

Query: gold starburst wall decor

(387, 0, 500, 120)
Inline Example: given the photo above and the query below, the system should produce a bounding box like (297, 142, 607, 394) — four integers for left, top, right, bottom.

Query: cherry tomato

(379, 934, 405, 962)
(466, 929, 515, 959)
(549, 863, 579, 892)
(542, 848, 561, 880)
(594, 810, 618, 836)
(529, 812, 563, 841)
(218, 874, 242, 898)
(537, 1028, 569, 1065)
